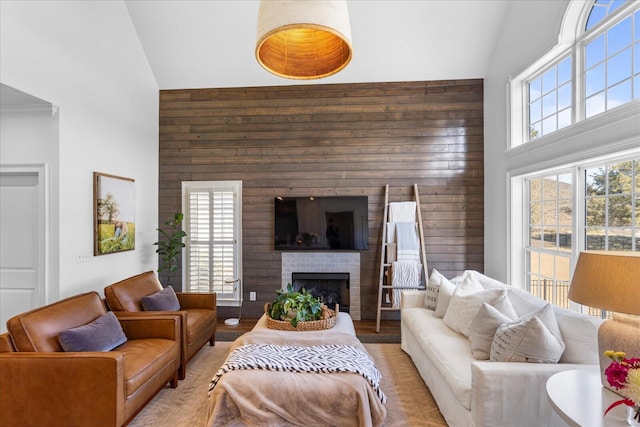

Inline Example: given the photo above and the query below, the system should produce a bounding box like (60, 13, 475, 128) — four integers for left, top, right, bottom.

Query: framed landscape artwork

(94, 172, 135, 255)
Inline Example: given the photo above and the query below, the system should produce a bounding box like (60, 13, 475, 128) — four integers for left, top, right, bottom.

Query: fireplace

(292, 272, 349, 313)
(282, 252, 360, 320)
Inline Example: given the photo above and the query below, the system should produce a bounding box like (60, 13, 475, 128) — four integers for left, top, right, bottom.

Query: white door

(0, 165, 46, 332)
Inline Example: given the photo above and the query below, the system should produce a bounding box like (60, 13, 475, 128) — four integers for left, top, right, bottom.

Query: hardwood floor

(216, 317, 401, 343)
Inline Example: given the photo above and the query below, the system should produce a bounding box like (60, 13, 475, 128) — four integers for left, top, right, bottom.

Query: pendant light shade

(255, 0, 353, 80)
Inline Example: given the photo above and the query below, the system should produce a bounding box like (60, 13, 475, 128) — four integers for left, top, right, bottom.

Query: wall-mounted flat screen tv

(274, 196, 369, 250)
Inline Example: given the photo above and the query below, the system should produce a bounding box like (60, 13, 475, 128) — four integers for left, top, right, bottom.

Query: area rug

(128, 342, 447, 427)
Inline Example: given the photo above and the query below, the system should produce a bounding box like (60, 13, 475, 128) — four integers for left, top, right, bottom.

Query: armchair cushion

(141, 286, 181, 311)
(58, 311, 127, 352)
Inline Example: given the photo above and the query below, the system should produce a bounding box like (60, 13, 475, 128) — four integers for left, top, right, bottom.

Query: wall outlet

(250, 291, 257, 301)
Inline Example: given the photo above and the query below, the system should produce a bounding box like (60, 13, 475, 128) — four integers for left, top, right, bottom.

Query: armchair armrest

(401, 290, 426, 309)
(176, 292, 216, 310)
(471, 361, 597, 427)
(114, 312, 181, 341)
(0, 352, 126, 427)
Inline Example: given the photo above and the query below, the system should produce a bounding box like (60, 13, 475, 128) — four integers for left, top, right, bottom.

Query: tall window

(524, 157, 639, 316)
(525, 173, 573, 308)
(585, 159, 639, 251)
(183, 181, 242, 306)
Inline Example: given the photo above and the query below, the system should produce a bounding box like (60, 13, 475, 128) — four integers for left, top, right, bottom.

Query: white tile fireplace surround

(281, 252, 360, 320)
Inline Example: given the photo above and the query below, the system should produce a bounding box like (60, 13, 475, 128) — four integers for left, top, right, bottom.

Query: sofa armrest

(114, 313, 181, 341)
(471, 361, 597, 427)
(0, 352, 126, 426)
(400, 290, 426, 309)
(176, 292, 216, 310)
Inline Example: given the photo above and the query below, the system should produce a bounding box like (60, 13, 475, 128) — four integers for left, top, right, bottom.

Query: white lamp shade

(256, 0, 353, 79)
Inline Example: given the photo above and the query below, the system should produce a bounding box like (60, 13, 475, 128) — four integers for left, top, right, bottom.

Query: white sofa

(400, 271, 602, 427)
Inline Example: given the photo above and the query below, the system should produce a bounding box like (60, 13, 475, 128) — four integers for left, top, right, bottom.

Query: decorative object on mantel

(264, 284, 337, 330)
(255, 0, 352, 80)
(602, 350, 640, 426)
(153, 213, 186, 286)
(94, 172, 135, 255)
(568, 251, 640, 393)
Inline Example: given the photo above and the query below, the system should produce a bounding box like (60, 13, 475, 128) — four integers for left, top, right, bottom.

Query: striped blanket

(209, 343, 386, 404)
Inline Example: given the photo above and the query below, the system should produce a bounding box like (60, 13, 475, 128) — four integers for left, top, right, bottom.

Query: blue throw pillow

(58, 311, 127, 352)
(141, 285, 181, 311)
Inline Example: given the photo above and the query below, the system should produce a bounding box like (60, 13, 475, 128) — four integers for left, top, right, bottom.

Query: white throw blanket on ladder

(387, 203, 422, 308)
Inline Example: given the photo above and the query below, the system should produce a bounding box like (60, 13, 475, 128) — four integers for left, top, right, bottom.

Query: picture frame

(94, 172, 135, 255)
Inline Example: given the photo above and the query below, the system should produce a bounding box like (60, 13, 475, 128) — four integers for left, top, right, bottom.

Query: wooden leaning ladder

(375, 184, 428, 333)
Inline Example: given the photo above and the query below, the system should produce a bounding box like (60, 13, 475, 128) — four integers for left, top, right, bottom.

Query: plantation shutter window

(183, 181, 242, 306)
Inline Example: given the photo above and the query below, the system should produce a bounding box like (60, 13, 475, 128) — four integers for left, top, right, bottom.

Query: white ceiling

(125, 0, 511, 90)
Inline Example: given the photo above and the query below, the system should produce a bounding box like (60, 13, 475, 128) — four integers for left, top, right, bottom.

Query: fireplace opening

(291, 272, 349, 313)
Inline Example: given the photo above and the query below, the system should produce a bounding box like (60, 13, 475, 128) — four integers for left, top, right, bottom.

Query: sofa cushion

(469, 297, 518, 360)
(104, 271, 164, 312)
(443, 276, 504, 337)
(141, 286, 181, 311)
(490, 304, 565, 363)
(554, 307, 602, 364)
(402, 307, 473, 410)
(58, 311, 127, 352)
(184, 308, 217, 345)
(117, 338, 179, 396)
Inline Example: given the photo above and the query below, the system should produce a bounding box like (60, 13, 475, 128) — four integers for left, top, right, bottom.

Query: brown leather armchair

(0, 291, 181, 427)
(104, 271, 216, 379)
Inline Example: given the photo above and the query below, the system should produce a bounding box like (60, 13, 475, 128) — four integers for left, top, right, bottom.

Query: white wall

(483, 0, 567, 282)
(0, 1, 159, 299)
(483, 0, 640, 283)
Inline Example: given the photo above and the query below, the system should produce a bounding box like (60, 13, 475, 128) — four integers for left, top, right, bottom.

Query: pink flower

(605, 361, 630, 389)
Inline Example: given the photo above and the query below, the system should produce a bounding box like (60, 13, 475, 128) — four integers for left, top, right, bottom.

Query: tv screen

(274, 196, 369, 250)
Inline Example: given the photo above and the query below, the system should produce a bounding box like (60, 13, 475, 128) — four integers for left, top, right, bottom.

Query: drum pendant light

(255, 0, 353, 80)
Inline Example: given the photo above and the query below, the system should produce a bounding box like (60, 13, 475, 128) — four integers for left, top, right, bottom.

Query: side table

(546, 367, 628, 426)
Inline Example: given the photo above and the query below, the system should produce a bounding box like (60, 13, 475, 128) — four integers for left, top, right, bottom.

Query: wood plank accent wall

(159, 79, 484, 320)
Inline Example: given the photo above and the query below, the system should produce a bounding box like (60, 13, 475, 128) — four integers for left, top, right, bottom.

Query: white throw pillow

(424, 268, 446, 310)
(490, 304, 565, 363)
(469, 296, 517, 360)
(442, 276, 504, 337)
(433, 273, 465, 318)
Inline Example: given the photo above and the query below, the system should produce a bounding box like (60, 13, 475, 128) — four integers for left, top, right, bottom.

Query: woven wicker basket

(264, 304, 338, 331)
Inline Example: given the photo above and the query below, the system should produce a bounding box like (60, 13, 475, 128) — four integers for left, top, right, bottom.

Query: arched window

(511, 0, 639, 146)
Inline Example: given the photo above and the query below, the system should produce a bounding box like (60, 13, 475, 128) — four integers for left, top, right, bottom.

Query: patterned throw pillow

(423, 268, 446, 310)
(490, 304, 565, 363)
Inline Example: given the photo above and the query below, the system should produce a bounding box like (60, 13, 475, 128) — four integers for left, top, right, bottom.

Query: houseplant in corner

(264, 283, 336, 330)
(153, 212, 186, 287)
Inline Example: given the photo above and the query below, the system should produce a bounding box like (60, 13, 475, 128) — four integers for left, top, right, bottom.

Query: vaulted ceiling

(125, 0, 511, 90)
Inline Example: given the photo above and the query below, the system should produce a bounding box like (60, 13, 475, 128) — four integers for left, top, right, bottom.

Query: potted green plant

(266, 284, 333, 327)
(153, 212, 186, 286)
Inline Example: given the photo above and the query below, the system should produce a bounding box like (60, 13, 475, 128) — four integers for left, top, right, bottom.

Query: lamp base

(598, 313, 640, 395)
(224, 318, 240, 326)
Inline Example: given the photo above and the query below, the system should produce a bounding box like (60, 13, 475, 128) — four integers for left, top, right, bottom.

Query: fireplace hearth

(292, 272, 350, 313)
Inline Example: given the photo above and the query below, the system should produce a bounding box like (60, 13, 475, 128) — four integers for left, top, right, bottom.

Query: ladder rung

(382, 285, 425, 289)
(380, 307, 399, 311)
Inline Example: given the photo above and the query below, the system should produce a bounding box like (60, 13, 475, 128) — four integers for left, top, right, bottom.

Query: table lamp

(568, 251, 640, 393)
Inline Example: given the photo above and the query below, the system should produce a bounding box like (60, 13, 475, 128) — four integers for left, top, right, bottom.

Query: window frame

(509, 0, 639, 149)
(182, 180, 243, 307)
